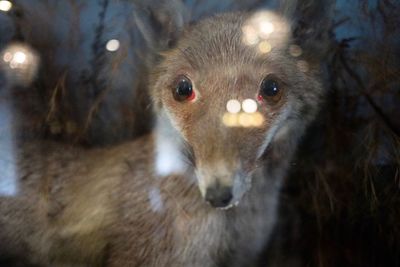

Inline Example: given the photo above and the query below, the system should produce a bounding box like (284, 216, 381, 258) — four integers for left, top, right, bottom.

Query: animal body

(0, 11, 324, 267)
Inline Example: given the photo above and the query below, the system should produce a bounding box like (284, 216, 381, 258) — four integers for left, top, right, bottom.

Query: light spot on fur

(289, 45, 303, 57)
(242, 99, 258, 113)
(148, 187, 164, 212)
(222, 112, 264, 128)
(226, 99, 241, 114)
(242, 11, 290, 49)
(258, 41, 272, 54)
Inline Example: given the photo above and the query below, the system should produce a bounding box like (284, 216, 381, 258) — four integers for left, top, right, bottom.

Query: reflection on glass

(258, 41, 272, 54)
(0, 0, 12, 12)
(226, 99, 241, 114)
(289, 45, 302, 57)
(223, 99, 264, 128)
(1, 43, 40, 86)
(242, 99, 258, 113)
(106, 39, 120, 52)
(258, 21, 274, 37)
(241, 11, 290, 54)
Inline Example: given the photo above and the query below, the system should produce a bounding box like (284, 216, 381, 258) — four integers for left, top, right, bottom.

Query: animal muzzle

(204, 182, 233, 208)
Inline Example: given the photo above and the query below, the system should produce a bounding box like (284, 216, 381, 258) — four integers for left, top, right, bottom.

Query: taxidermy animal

(0, 10, 325, 267)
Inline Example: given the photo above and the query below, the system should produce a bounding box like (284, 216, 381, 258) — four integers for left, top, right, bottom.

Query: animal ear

(133, 0, 187, 51)
(279, 0, 334, 61)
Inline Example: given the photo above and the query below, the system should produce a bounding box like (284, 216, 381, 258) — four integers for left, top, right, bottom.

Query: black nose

(205, 185, 233, 208)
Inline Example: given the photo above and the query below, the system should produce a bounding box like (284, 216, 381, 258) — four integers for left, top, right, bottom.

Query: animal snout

(205, 184, 233, 208)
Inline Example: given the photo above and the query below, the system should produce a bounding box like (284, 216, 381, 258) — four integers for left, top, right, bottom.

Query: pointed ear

(279, 0, 334, 61)
(133, 0, 187, 51)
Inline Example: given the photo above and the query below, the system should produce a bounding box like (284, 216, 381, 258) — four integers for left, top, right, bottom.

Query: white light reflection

(13, 51, 27, 64)
(259, 21, 274, 37)
(241, 11, 290, 54)
(106, 39, 120, 52)
(0, 0, 12, 12)
(148, 187, 164, 213)
(223, 99, 264, 128)
(0, 43, 40, 87)
(226, 99, 241, 114)
(242, 99, 258, 113)
(242, 25, 259, 46)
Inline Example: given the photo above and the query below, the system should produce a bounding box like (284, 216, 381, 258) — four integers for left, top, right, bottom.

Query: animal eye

(173, 76, 195, 102)
(258, 76, 282, 102)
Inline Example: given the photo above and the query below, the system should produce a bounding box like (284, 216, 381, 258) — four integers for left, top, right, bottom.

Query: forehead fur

(173, 12, 294, 69)
(178, 13, 251, 68)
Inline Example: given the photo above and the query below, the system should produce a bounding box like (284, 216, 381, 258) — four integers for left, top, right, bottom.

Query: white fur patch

(0, 101, 18, 196)
(148, 186, 164, 213)
(155, 134, 186, 177)
(154, 111, 187, 177)
(0, 158, 18, 197)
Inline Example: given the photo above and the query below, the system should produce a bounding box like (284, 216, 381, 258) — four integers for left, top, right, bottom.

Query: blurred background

(0, 0, 399, 266)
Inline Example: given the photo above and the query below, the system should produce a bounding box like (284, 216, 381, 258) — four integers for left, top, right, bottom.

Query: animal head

(151, 11, 325, 208)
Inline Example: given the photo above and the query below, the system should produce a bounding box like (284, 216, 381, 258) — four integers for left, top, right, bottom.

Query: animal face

(152, 12, 323, 208)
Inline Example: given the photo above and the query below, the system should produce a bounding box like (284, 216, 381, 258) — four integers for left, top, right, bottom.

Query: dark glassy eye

(258, 76, 282, 102)
(173, 76, 195, 102)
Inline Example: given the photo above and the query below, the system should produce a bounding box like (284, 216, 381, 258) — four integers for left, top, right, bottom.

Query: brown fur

(0, 12, 324, 267)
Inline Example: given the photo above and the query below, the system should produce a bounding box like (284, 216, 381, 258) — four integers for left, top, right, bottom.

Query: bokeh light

(226, 99, 241, 114)
(0, 0, 12, 12)
(241, 11, 289, 52)
(222, 113, 238, 127)
(242, 99, 258, 113)
(2, 52, 12, 62)
(252, 112, 264, 126)
(258, 41, 272, 54)
(223, 99, 264, 128)
(13, 51, 27, 64)
(289, 45, 302, 57)
(106, 39, 120, 52)
(259, 21, 274, 37)
(238, 113, 253, 127)
(0, 43, 40, 86)
(242, 25, 259, 46)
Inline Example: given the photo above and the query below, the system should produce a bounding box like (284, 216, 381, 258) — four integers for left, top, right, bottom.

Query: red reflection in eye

(187, 90, 196, 102)
(257, 94, 263, 102)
